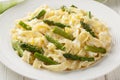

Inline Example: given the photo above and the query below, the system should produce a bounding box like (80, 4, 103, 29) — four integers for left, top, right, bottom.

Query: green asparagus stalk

(54, 22, 70, 28)
(34, 52, 58, 65)
(43, 20, 70, 28)
(63, 53, 94, 61)
(12, 40, 23, 57)
(84, 45, 106, 53)
(19, 21, 32, 30)
(33, 9, 46, 19)
(20, 42, 44, 54)
(53, 26, 74, 40)
(80, 21, 97, 37)
(45, 35, 65, 50)
(43, 20, 55, 25)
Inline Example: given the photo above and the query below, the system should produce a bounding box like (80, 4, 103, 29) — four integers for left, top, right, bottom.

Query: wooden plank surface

(0, 0, 120, 80)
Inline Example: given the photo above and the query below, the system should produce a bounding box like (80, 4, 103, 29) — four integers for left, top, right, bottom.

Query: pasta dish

(11, 5, 111, 71)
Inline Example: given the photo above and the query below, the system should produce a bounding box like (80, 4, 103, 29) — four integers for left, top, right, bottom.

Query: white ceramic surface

(0, 0, 120, 80)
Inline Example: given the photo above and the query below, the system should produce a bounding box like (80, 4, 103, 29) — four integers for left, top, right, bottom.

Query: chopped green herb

(88, 11, 92, 19)
(61, 5, 67, 11)
(61, 5, 75, 14)
(71, 5, 77, 8)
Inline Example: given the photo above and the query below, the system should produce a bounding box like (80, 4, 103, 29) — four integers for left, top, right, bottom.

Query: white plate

(0, 0, 120, 80)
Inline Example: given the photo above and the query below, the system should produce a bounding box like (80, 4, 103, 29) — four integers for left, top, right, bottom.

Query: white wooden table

(0, 0, 120, 80)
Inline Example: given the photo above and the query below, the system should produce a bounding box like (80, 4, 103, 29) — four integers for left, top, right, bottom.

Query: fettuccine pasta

(11, 5, 111, 72)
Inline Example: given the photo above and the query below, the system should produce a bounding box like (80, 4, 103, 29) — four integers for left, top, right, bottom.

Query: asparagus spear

(20, 42, 44, 54)
(63, 53, 94, 61)
(34, 52, 58, 65)
(80, 21, 97, 37)
(45, 35, 65, 50)
(33, 9, 46, 19)
(43, 20, 54, 25)
(12, 40, 23, 57)
(84, 45, 106, 53)
(43, 20, 70, 28)
(54, 22, 70, 28)
(19, 21, 32, 30)
(53, 26, 74, 40)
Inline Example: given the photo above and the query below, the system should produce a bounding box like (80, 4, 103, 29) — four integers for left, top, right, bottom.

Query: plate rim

(0, 0, 120, 80)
